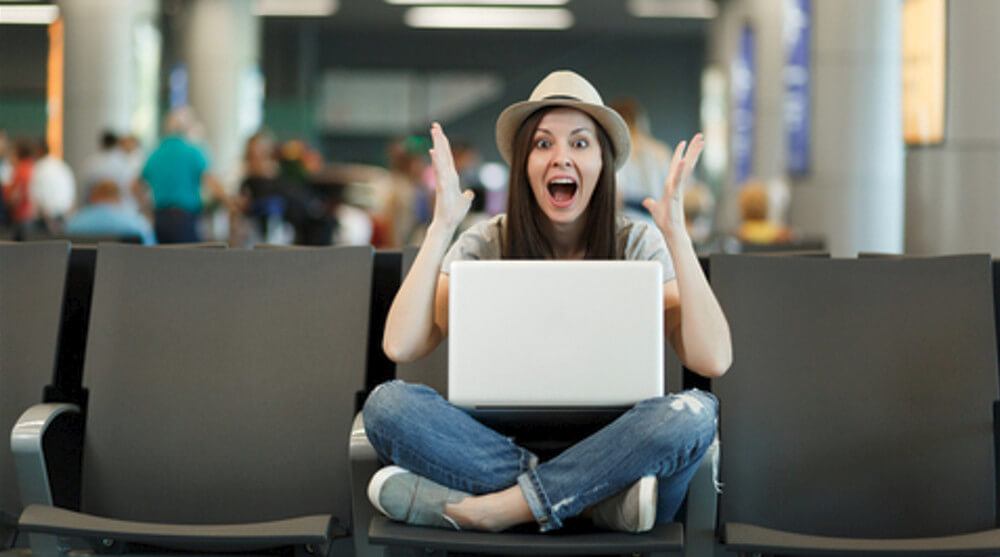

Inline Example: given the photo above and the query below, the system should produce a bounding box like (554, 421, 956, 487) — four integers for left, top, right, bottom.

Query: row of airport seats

(0, 241, 999, 556)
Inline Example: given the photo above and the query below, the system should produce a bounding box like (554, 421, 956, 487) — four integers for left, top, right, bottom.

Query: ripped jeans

(362, 380, 718, 532)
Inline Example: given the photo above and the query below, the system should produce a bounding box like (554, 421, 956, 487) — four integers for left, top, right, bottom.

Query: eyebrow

(534, 127, 595, 136)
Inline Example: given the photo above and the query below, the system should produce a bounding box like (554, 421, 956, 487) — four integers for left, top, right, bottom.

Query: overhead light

(405, 7, 573, 30)
(0, 5, 59, 25)
(627, 0, 717, 19)
(253, 0, 338, 17)
(389, 0, 567, 5)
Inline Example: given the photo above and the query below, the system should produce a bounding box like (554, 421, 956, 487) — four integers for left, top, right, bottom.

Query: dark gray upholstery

(370, 517, 683, 555)
(20, 504, 333, 552)
(711, 254, 1000, 551)
(17, 244, 373, 553)
(0, 242, 70, 535)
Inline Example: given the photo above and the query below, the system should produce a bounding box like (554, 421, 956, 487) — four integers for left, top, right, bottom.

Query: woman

(364, 70, 731, 534)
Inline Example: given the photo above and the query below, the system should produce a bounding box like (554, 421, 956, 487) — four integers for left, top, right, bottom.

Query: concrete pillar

(182, 0, 261, 190)
(906, 1, 1000, 255)
(59, 0, 159, 176)
(707, 0, 787, 232)
(788, 0, 904, 256)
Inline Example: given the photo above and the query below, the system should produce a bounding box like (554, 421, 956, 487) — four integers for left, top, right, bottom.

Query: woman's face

(526, 108, 604, 226)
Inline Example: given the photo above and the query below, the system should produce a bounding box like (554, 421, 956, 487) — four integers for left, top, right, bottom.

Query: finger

(641, 197, 657, 214)
(680, 134, 705, 184)
(666, 160, 685, 198)
(664, 141, 686, 193)
(429, 124, 459, 192)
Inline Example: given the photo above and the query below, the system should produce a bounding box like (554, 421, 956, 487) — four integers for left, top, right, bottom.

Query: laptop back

(449, 261, 664, 408)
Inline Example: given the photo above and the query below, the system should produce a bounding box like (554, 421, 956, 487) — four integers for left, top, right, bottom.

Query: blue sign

(784, 0, 811, 176)
(732, 24, 755, 186)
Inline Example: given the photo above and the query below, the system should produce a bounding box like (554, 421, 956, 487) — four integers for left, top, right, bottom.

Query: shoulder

(616, 215, 676, 281)
(616, 216, 662, 254)
(441, 214, 505, 274)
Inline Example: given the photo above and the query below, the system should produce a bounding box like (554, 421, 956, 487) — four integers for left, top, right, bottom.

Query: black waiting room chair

(13, 244, 374, 556)
(711, 254, 1000, 555)
(349, 247, 719, 556)
(0, 242, 81, 551)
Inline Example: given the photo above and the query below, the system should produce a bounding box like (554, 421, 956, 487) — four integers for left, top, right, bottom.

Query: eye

(533, 138, 552, 150)
(572, 138, 590, 149)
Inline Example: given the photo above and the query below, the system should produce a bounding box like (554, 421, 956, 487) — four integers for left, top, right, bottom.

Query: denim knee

(362, 379, 416, 438)
(648, 390, 718, 455)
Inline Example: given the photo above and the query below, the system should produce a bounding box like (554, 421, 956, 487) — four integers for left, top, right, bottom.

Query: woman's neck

(545, 218, 586, 259)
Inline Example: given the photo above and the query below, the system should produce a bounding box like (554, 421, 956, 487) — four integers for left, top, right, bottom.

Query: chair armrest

(349, 411, 386, 557)
(724, 522, 1000, 555)
(683, 437, 720, 557)
(11, 403, 80, 508)
(19, 505, 336, 553)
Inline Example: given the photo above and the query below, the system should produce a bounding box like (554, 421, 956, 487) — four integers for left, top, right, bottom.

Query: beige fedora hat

(495, 70, 632, 171)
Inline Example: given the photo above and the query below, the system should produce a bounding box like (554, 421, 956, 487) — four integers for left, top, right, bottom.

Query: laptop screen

(448, 261, 664, 409)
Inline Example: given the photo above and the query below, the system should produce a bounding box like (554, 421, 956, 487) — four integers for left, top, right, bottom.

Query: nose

(550, 150, 572, 168)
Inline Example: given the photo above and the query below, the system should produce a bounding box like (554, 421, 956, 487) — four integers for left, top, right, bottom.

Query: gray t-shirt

(441, 214, 676, 282)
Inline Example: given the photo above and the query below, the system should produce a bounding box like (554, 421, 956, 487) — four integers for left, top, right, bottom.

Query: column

(788, 0, 904, 255)
(182, 0, 261, 190)
(59, 0, 159, 176)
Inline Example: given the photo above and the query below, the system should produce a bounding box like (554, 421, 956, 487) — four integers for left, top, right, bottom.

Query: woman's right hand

(429, 122, 474, 232)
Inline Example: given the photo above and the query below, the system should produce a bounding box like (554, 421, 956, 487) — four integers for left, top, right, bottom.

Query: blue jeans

(363, 380, 717, 532)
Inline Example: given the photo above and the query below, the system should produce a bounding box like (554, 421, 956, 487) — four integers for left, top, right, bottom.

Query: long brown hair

(502, 107, 619, 260)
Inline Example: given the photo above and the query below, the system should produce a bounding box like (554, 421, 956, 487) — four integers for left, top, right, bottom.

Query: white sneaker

(589, 476, 657, 533)
(367, 465, 467, 530)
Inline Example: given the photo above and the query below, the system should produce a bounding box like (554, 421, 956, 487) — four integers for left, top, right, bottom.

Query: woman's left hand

(642, 132, 705, 237)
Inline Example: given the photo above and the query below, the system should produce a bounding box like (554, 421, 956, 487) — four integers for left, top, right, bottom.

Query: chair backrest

(363, 250, 401, 408)
(0, 242, 70, 527)
(396, 246, 448, 396)
(79, 244, 373, 526)
(712, 254, 999, 538)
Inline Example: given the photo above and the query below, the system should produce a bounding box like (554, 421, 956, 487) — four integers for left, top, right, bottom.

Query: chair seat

(369, 515, 683, 555)
(725, 522, 1000, 555)
(19, 505, 341, 552)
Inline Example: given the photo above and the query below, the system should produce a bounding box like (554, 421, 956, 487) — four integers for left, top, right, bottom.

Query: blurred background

(0, 0, 992, 256)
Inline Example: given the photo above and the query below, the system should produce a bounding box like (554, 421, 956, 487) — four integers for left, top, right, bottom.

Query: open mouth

(546, 178, 578, 208)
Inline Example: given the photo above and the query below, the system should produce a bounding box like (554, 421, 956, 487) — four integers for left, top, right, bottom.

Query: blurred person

(451, 141, 489, 234)
(0, 130, 11, 227)
(119, 133, 145, 184)
(683, 180, 716, 249)
(0, 129, 11, 187)
(3, 139, 38, 237)
(274, 137, 337, 245)
(83, 130, 137, 211)
(137, 107, 232, 243)
(609, 98, 672, 222)
(373, 137, 430, 248)
(736, 179, 792, 244)
(238, 131, 294, 244)
(66, 180, 155, 244)
(30, 140, 77, 233)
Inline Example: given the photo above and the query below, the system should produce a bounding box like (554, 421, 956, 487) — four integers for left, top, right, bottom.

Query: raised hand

(428, 122, 475, 231)
(642, 132, 705, 235)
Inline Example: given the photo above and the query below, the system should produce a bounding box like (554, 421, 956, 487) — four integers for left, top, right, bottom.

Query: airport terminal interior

(1, 0, 999, 556)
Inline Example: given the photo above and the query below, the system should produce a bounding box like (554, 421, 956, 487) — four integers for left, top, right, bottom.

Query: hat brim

(495, 99, 632, 172)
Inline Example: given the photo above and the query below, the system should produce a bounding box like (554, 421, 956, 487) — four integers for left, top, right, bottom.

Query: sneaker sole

(637, 476, 657, 532)
(368, 465, 410, 517)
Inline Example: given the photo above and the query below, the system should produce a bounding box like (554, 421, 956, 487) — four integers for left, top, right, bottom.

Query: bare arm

(645, 134, 732, 378)
(382, 123, 473, 363)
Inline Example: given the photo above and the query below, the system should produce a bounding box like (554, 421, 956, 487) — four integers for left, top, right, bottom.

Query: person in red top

(3, 140, 38, 237)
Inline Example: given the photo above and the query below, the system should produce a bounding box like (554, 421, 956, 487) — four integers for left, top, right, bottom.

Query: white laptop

(448, 261, 664, 409)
